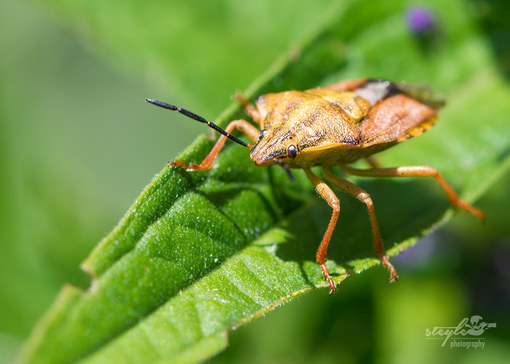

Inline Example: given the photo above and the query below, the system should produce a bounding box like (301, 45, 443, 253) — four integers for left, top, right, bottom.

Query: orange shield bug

(147, 78, 484, 293)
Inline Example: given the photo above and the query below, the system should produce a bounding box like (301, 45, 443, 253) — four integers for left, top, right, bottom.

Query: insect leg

(323, 167, 399, 283)
(365, 156, 381, 169)
(340, 165, 485, 221)
(303, 168, 340, 293)
(322, 78, 367, 92)
(171, 119, 259, 171)
(234, 92, 262, 127)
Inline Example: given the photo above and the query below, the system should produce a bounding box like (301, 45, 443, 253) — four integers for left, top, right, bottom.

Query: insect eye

(287, 144, 298, 159)
(259, 129, 268, 139)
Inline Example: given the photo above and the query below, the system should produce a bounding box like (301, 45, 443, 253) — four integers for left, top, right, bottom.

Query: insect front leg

(340, 165, 485, 221)
(303, 168, 340, 294)
(171, 119, 259, 171)
(323, 167, 399, 283)
(234, 92, 262, 128)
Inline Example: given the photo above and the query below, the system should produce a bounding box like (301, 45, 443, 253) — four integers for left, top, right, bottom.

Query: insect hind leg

(341, 165, 485, 221)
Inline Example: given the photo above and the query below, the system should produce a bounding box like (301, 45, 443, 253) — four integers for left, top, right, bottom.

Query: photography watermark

(425, 315, 496, 349)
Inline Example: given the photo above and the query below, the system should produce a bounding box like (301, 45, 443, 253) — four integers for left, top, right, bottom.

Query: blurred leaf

(36, 0, 338, 116)
(21, 0, 510, 363)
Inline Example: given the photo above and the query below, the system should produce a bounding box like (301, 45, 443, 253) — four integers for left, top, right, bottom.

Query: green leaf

(22, 0, 510, 363)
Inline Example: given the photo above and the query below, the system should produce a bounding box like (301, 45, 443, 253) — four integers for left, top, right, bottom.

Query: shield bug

(146, 78, 484, 293)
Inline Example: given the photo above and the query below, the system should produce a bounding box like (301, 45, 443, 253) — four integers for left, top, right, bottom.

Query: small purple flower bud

(407, 7, 436, 35)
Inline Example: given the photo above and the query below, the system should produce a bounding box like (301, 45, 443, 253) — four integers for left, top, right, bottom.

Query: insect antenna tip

(145, 98, 178, 111)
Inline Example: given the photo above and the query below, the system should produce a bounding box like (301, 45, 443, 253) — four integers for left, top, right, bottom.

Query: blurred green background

(1, 0, 509, 363)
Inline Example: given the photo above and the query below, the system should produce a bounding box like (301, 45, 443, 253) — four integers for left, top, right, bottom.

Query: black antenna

(146, 98, 249, 148)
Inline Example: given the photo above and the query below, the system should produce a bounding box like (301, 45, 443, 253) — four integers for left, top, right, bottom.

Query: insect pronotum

(147, 78, 484, 293)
